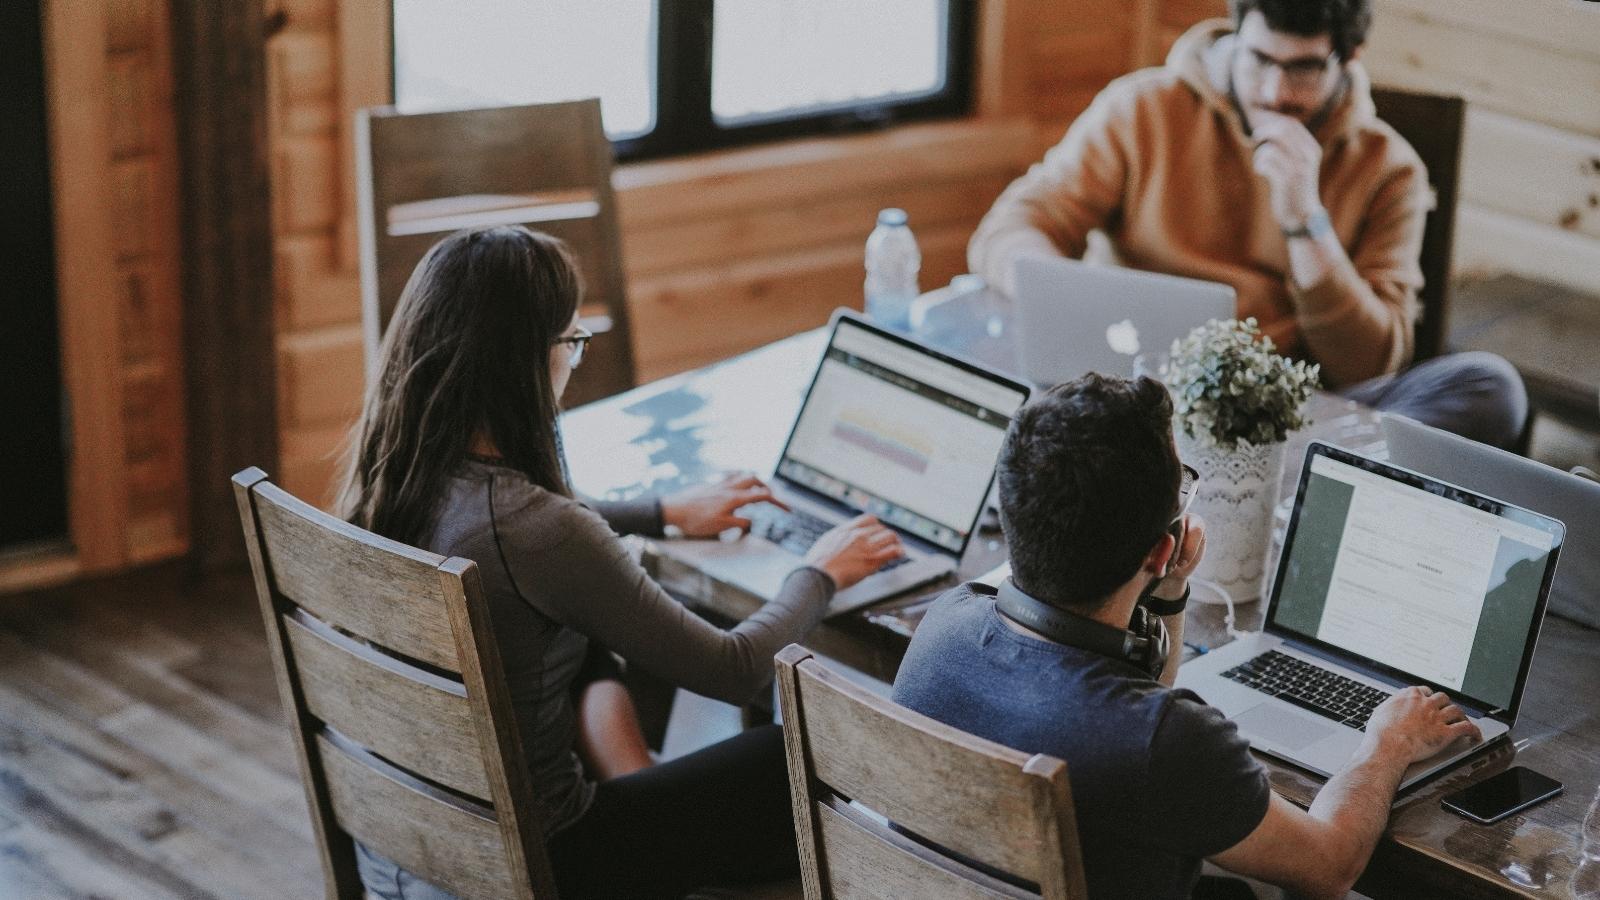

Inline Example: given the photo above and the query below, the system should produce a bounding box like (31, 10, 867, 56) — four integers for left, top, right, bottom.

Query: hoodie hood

(1167, 18, 1377, 147)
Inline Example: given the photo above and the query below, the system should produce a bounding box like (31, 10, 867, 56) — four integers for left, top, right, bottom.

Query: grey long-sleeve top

(426, 459, 835, 834)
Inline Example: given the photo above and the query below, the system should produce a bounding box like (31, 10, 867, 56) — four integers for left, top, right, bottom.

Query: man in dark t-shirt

(893, 374, 1481, 898)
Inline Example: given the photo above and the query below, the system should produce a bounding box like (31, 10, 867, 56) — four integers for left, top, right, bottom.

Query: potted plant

(1160, 318, 1320, 605)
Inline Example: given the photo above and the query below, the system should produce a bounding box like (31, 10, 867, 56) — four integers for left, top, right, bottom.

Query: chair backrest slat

(251, 480, 460, 671)
(284, 611, 490, 799)
(318, 731, 520, 900)
(777, 646, 1088, 900)
(813, 797, 1033, 900)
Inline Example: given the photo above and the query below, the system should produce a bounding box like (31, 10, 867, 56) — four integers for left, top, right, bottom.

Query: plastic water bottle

(864, 208, 920, 332)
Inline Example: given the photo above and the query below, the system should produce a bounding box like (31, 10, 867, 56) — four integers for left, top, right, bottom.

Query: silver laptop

(1013, 256, 1235, 386)
(1383, 413, 1600, 628)
(1178, 442, 1564, 791)
(657, 312, 1031, 618)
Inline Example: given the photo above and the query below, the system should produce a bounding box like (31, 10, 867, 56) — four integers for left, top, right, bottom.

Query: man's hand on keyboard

(661, 473, 788, 537)
(1363, 686, 1482, 765)
(804, 514, 904, 590)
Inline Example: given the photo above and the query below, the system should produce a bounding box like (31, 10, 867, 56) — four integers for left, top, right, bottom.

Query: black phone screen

(1442, 766, 1563, 824)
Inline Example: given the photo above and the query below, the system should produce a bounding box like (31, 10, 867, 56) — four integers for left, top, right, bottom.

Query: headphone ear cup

(1129, 605, 1169, 680)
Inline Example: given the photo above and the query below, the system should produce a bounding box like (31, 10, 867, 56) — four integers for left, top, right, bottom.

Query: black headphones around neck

(995, 578, 1170, 679)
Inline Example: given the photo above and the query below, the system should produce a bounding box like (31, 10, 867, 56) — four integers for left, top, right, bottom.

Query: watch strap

(1282, 209, 1332, 241)
(1140, 582, 1191, 617)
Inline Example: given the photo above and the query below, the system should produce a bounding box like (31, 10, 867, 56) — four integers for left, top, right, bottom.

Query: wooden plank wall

(1361, 0, 1600, 292)
(107, 2, 190, 568)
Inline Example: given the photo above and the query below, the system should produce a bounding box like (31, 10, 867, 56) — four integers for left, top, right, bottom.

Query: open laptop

(1383, 413, 1600, 628)
(656, 312, 1031, 618)
(1013, 256, 1235, 387)
(1177, 442, 1565, 791)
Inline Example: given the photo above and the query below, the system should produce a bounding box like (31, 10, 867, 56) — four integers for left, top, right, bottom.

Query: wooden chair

(232, 467, 554, 899)
(774, 645, 1089, 899)
(355, 98, 636, 408)
(1370, 86, 1466, 365)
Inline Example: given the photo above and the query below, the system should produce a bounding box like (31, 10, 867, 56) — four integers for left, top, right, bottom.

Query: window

(392, 0, 975, 160)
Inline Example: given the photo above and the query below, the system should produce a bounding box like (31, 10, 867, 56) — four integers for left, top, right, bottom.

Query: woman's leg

(575, 677, 654, 779)
(549, 723, 798, 899)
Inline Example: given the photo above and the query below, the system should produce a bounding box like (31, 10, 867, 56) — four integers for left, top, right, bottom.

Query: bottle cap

(877, 208, 908, 227)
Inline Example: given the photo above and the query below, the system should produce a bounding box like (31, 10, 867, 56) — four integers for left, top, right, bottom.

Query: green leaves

(1160, 318, 1321, 451)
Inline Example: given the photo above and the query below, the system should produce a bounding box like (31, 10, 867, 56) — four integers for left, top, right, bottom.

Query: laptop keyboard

(742, 504, 912, 575)
(1221, 650, 1392, 730)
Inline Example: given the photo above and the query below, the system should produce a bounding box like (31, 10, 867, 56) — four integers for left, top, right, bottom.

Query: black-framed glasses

(1241, 48, 1337, 89)
(554, 325, 593, 368)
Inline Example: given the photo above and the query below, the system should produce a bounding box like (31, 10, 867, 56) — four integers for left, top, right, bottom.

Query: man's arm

(1208, 687, 1482, 899)
(1252, 111, 1429, 387)
(967, 84, 1134, 297)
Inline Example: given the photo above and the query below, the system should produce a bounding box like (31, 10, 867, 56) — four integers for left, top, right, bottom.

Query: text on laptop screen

(779, 322, 1025, 553)
(1272, 455, 1556, 711)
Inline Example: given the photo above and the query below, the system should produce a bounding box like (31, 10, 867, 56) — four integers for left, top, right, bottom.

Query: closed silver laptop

(1178, 442, 1564, 791)
(657, 312, 1031, 618)
(1012, 256, 1236, 387)
(1383, 413, 1600, 629)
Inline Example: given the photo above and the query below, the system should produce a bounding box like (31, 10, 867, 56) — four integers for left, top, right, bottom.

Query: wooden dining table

(562, 293, 1600, 899)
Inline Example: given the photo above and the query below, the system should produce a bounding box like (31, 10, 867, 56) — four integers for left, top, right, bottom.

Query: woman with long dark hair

(338, 225, 900, 898)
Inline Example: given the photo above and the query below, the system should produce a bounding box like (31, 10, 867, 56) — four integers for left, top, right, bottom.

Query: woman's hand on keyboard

(661, 473, 787, 537)
(804, 515, 903, 590)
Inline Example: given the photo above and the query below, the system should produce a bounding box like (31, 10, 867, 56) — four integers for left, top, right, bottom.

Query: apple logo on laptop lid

(1106, 319, 1141, 357)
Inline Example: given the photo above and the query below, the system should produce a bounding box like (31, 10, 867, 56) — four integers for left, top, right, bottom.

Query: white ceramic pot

(1177, 434, 1287, 605)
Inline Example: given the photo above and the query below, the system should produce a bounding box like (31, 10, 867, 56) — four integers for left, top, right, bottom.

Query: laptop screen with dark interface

(777, 319, 1028, 554)
(1268, 447, 1564, 714)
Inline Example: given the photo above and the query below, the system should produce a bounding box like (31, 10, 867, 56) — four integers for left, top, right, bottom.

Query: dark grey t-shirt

(891, 583, 1269, 899)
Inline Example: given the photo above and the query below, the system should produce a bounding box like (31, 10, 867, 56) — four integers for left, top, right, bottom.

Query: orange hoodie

(969, 20, 1432, 387)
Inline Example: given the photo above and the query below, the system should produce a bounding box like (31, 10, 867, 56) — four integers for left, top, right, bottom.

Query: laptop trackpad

(1235, 704, 1337, 751)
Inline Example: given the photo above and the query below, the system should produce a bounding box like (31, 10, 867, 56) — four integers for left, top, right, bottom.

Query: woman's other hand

(804, 514, 904, 590)
(660, 473, 786, 538)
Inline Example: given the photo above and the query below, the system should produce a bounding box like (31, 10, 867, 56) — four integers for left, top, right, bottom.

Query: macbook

(1178, 442, 1564, 791)
(1383, 413, 1600, 629)
(656, 311, 1032, 618)
(1012, 256, 1235, 387)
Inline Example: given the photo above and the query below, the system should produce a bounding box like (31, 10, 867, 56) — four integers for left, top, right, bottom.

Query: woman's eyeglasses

(554, 325, 594, 368)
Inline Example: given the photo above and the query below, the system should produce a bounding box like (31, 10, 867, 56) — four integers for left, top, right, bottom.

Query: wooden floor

(0, 563, 324, 899)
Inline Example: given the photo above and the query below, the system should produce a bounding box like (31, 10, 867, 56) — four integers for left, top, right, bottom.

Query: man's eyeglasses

(1241, 48, 1337, 89)
(554, 325, 593, 368)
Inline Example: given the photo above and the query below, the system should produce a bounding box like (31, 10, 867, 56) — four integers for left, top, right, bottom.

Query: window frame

(389, 1, 978, 162)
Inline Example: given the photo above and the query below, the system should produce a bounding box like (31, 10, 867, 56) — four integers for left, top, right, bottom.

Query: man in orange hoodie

(971, 0, 1527, 450)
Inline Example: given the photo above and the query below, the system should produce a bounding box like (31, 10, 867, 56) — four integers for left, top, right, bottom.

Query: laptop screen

(776, 317, 1028, 554)
(1268, 446, 1564, 715)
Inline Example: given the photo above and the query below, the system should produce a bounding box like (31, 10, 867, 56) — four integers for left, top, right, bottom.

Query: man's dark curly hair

(1231, 0, 1373, 61)
(997, 374, 1181, 612)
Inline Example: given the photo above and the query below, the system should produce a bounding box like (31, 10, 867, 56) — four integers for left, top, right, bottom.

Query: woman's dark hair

(336, 225, 583, 545)
(1231, 0, 1372, 61)
(997, 374, 1180, 611)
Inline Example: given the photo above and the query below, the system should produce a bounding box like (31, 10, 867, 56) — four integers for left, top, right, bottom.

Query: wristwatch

(1282, 208, 1333, 241)
(1140, 583, 1191, 617)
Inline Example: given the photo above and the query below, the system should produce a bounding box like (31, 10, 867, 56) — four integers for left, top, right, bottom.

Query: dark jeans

(550, 723, 797, 899)
(356, 724, 796, 900)
(1342, 350, 1528, 451)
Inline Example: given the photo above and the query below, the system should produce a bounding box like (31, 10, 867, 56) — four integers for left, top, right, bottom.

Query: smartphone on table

(1441, 766, 1563, 825)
